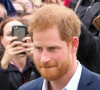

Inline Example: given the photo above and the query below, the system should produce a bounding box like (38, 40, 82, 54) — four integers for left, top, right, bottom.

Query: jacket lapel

(36, 77, 44, 90)
(78, 65, 93, 90)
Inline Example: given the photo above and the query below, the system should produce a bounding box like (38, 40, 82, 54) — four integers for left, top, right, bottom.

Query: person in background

(0, 3, 7, 59)
(0, 17, 40, 90)
(22, 13, 33, 24)
(0, 0, 16, 16)
(12, 0, 34, 23)
(15, 0, 34, 14)
(0, 3, 7, 20)
(43, 0, 100, 36)
(12, 1, 33, 24)
(12, 1, 26, 17)
(18, 4, 100, 90)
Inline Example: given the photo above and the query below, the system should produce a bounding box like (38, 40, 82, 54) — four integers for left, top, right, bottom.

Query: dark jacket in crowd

(0, 57, 40, 90)
(77, 24, 100, 74)
(70, 0, 100, 36)
(68, 0, 100, 74)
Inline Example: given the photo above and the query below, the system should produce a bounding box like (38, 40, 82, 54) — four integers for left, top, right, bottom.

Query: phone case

(12, 25, 28, 54)
(12, 25, 28, 41)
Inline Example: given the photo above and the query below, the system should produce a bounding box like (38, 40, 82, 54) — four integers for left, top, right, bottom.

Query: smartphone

(12, 25, 28, 41)
(12, 25, 28, 54)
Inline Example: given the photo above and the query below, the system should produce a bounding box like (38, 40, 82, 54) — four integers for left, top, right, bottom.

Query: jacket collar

(78, 65, 93, 90)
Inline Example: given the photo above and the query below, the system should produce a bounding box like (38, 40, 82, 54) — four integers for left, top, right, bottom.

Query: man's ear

(71, 36, 79, 53)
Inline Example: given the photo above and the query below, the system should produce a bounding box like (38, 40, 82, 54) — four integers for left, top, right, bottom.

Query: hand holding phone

(12, 25, 28, 54)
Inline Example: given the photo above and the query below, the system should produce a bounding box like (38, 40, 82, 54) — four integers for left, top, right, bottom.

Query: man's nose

(41, 50, 51, 63)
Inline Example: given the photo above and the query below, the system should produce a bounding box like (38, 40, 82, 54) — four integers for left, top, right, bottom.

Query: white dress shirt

(42, 61, 82, 90)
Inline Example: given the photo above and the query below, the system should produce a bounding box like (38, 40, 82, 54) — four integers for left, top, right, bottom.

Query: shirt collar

(42, 61, 82, 90)
(63, 61, 82, 90)
(42, 79, 49, 90)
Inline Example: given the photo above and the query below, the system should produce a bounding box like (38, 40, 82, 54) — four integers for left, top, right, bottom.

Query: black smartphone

(12, 25, 28, 41)
(12, 25, 28, 54)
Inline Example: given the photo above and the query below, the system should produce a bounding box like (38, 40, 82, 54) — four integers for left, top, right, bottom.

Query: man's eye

(50, 47, 56, 49)
(35, 47, 42, 51)
(49, 47, 56, 51)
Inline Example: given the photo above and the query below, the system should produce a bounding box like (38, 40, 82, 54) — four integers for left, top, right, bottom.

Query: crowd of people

(0, 0, 100, 90)
(0, 0, 41, 90)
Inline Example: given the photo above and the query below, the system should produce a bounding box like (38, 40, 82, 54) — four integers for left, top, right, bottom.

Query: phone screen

(12, 26, 27, 41)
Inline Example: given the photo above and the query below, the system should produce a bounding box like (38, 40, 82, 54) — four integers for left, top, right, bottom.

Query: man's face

(33, 25, 73, 80)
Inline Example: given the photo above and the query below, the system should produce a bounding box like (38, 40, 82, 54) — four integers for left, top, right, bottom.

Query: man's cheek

(54, 53, 66, 61)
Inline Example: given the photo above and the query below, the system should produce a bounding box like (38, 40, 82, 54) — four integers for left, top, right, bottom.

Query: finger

(22, 37, 32, 43)
(12, 46, 25, 51)
(10, 41, 23, 48)
(12, 50, 26, 55)
(6, 47, 25, 56)
(25, 48, 33, 52)
(23, 43, 33, 48)
(22, 37, 30, 41)
(7, 37, 18, 45)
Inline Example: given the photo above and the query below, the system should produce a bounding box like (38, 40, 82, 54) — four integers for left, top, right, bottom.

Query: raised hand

(1, 37, 25, 69)
(22, 37, 34, 61)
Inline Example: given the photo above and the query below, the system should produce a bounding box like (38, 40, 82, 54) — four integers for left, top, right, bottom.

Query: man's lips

(40, 65, 56, 68)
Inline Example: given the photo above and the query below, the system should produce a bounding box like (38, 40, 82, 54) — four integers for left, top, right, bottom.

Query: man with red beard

(18, 4, 100, 90)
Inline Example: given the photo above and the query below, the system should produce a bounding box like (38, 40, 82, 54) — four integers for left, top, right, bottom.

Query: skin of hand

(1, 36, 25, 69)
(22, 36, 34, 61)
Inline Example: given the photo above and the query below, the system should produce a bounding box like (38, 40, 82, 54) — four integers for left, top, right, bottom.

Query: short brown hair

(29, 4, 81, 42)
(0, 16, 28, 36)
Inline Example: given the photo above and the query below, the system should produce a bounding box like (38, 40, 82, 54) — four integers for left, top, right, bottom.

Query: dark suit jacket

(18, 65, 100, 90)
(77, 24, 100, 74)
